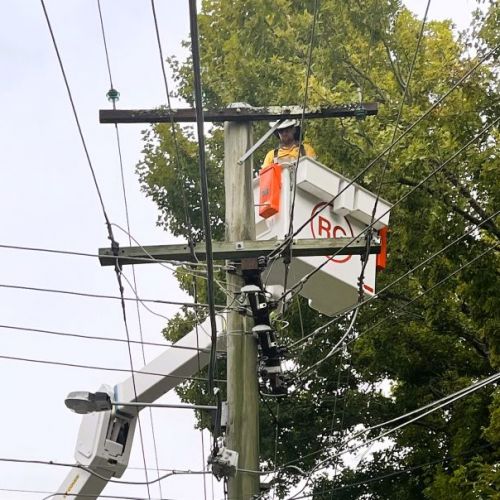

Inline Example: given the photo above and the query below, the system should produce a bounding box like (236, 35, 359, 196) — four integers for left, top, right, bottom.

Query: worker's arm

(262, 149, 274, 168)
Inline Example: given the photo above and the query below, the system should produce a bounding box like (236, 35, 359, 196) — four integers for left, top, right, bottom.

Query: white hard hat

(270, 119, 300, 130)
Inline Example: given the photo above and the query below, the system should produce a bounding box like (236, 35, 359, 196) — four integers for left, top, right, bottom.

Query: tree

(136, 0, 499, 497)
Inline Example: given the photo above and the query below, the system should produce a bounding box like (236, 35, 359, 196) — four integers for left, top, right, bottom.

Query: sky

(0, 1, 478, 499)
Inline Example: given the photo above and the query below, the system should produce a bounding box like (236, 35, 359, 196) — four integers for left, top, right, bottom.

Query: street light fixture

(65, 391, 217, 414)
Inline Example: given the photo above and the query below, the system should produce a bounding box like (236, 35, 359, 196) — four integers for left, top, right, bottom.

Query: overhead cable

(41, 0, 152, 490)
(290, 210, 499, 352)
(187, 0, 219, 395)
(315, 371, 500, 470)
(0, 323, 212, 352)
(0, 457, 208, 495)
(335, 243, 499, 356)
(0, 242, 226, 269)
(292, 444, 493, 499)
(0, 353, 225, 384)
(212, 372, 500, 488)
(286, 371, 499, 499)
(274, 244, 499, 473)
(282, 0, 321, 306)
(280, 116, 499, 304)
(267, 43, 500, 261)
(0, 282, 229, 310)
(0, 487, 168, 500)
(370, 0, 431, 222)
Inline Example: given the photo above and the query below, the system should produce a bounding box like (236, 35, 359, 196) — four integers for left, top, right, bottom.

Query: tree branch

(458, 330, 490, 361)
(397, 177, 497, 235)
(382, 38, 406, 94)
(440, 169, 499, 239)
(342, 57, 389, 103)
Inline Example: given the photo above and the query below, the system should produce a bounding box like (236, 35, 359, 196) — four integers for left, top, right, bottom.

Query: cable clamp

(209, 446, 239, 479)
(109, 239, 122, 271)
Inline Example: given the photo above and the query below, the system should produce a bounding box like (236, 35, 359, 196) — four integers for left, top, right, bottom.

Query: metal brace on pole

(237, 119, 284, 165)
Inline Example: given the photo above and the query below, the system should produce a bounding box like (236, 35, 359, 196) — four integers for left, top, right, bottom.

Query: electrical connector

(209, 447, 239, 479)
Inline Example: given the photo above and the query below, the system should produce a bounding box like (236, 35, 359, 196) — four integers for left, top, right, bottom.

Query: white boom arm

(55, 317, 223, 499)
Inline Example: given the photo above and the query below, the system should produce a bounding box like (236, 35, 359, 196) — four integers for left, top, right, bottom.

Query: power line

(261, 236, 498, 489)
(0, 457, 208, 495)
(187, 0, 219, 396)
(119, 271, 171, 322)
(110, 223, 236, 304)
(149, 0, 195, 242)
(266, 43, 500, 262)
(370, 0, 431, 223)
(285, 372, 500, 499)
(286, 372, 499, 499)
(281, 247, 498, 467)
(0, 488, 172, 500)
(0, 242, 228, 269)
(279, 116, 499, 306)
(147, 0, 216, 466)
(288, 243, 498, 411)
(0, 353, 226, 384)
(290, 210, 499, 353)
(292, 444, 493, 499)
(0, 323, 213, 352)
(353, 0, 431, 316)
(40, 0, 111, 229)
(190, 274, 210, 500)
(269, 243, 499, 477)
(0, 282, 230, 310)
(312, 371, 500, 473)
(283, 0, 321, 307)
(282, 116, 499, 304)
(336, 242, 499, 356)
(297, 308, 359, 379)
(41, 1, 153, 490)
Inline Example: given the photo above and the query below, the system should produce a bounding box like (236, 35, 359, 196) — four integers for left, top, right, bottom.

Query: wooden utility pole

(98, 101, 380, 499)
(224, 117, 260, 499)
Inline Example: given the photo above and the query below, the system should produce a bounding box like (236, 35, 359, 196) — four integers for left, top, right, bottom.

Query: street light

(65, 391, 111, 414)
(65, 391, 217, 414)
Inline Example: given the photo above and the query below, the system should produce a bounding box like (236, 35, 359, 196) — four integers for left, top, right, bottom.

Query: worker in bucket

(262, 119, 316, 168)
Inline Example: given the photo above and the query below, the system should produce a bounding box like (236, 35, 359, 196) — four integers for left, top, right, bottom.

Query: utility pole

(224, 116, 260, 499)
(98, 102, 380, 499)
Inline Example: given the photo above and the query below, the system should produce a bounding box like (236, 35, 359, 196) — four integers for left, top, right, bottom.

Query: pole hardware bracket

(208, 447, 239, 479)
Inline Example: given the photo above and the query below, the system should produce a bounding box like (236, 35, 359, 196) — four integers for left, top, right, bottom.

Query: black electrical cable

(266, 43, 500, 262)
(0, 487, 171, 500)
(289, 209, 499, 353)
(0, 457, 209, 497)
(0, 353, 226, 383)
(0, 282, 229, 309)
(292, 444, 493, 499)
(278, 116, 499, 305)
(40, 2, 153, 492)
(40, 0, 111, 230)
(97, 2, 166, 491)
(282, 0, 321, 309)
(369, 0, 431, 224)
(275, 243, 499, 472)
(287, 372, 500, 499)
(149, 6, 213, 490)
(0, 323, 212, 352)
(187, 0, 219, 395)
(337, 243, 499, 356)
(0, 242, 227, 268)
